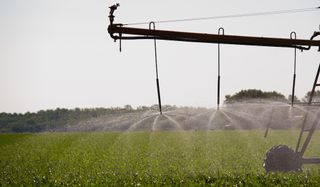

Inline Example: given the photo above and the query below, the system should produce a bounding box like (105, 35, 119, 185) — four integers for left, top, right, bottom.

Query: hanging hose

(149, 22, 162, 115)
(290, 32, 297, 106)
(217, 28, 224, 110)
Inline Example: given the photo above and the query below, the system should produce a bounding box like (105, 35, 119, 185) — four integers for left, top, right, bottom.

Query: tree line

(0, 106, 146, 133)
(1, 89, 319, 133)
(225, 89, 320, 103)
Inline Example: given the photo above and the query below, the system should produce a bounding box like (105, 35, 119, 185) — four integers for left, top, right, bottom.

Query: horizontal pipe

(108, 25, 320, 49)
(302, 157, 320, 164)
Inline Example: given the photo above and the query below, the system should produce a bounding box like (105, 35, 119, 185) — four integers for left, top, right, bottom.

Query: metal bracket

(109, 4, 120, 25)
(297, 28, 320, 51)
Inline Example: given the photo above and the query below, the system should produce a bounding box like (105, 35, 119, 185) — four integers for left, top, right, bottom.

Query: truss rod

(108, 25, 320, 49)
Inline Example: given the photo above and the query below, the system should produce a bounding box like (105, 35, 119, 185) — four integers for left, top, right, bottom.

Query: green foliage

(302, 90, 320, 102)
(225, 89, 286, 103)
(0, 131, 320, 186)
(0, 107, 148, 133)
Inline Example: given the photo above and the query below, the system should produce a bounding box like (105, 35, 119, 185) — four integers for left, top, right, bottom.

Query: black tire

(263, 145, 302, 172)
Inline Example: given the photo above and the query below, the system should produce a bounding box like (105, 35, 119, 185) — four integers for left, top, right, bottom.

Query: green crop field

(1, 131, 320, 186)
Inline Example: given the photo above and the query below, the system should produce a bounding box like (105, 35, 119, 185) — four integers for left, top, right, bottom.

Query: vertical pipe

(217, 28, 224, 110)
(156, 78, 162, 114)
(217, 43, 221, 110)
(318, 25, 320, 52)
(150, 22, 162, 114)
(291, 74, 296, 105)
(119, 33, 122, 52)
(217, 75, 220, 110)
(290, 32, 297, 106)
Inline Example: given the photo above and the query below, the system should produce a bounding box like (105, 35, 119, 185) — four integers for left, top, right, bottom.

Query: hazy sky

(0, 0, 319, 113)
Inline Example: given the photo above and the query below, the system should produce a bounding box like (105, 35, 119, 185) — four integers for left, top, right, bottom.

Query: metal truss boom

(108, 5, 320, 50)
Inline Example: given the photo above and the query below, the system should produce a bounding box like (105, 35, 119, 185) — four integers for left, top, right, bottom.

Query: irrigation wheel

(263, 145, 302, 172)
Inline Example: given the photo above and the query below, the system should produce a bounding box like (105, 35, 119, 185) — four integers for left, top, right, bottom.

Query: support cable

(125, 7, 320, 26)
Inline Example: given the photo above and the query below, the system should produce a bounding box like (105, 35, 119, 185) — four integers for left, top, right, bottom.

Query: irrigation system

(107, 4, 320, 172)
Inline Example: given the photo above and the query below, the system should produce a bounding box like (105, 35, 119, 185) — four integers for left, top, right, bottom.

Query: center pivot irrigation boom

(107, 4, 320, 172)
(108, 4, 320, 49)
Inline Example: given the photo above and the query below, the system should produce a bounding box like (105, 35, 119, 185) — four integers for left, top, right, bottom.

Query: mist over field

(2, 100, 319, 133)
(68, 102, 320, 131)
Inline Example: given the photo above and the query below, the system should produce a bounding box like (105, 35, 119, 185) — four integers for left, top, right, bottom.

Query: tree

(302, 90, 320, 103)
(124, 105, 133, 111)
(225, 89, 286, 103)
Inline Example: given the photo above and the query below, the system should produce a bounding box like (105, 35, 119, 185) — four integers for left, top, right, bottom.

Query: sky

(0, 0, 319, 113)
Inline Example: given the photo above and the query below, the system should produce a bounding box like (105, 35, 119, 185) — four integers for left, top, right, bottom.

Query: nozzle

(109, 3, 120, 25)
(109, 3, 120, 11)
